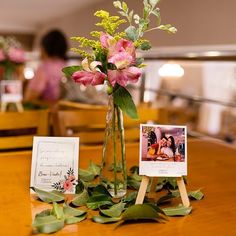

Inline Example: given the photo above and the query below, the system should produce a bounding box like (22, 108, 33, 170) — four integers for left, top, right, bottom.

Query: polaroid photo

(139, 124, 187, 177)
(0, 80, 23, 103)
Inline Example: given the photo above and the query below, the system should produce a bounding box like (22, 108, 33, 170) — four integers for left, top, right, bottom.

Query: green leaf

(75, 180, 85, 194)
(122, 204, 162, 221)
(63, 204, 86, 217)
(91, 184, 112, 196)
(122, 191, 138, 203)
(188, 189, 204, 200)
(125, 26, 139, 41)
(100, 202, 126, 217)
(65, 215, 87, 225)
(113, 86, 138, 119)
(135, 57, 144, 66)
(88, 161, 101, 176)
(156, 194, 176, 205)
(78, 168, 95, 182)
(92, 215, 121, 224)
(170, 189, 204, 200)
(71, 189, 89, 207)
(32, 215, 64, 234)
(140, 41, 151, 50)
(86, 194, 113, 210)
(162, 204, 192, 216)
(31, 187, 65, 203)
(35, 209, 51, 218)
(52, 202, 64, 220)
(167, 177, 178, 189)
(62, 66, 82, 79)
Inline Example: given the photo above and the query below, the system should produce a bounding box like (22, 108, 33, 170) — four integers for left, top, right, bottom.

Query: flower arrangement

(63, 0, 177, 198)
(63, 0, 176, 118)
(0, 36, 25, 80)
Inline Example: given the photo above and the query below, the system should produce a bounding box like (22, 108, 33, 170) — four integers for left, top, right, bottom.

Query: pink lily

(72, 58, 106, 86)
(8, 47, 25, 63)
(108, 66, 142, 87)
(100, 33, 141, 87)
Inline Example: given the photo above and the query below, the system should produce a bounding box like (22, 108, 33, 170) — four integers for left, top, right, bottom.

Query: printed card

(139, 124, 187, 177)
(0, 80, 23, 103)
(30, 136, 79, 193)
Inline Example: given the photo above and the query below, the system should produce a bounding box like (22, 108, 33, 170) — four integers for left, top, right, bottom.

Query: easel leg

(177, 177, 190, 207)
(15, 102, 24, 112)
(1, 102, 7, 112)
(135, 176, 150, 204)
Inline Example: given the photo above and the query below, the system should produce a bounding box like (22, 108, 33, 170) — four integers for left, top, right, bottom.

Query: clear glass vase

(100, 95, 127, 198)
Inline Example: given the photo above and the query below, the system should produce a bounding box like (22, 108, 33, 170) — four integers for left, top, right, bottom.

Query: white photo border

(139, 124, 187, 177)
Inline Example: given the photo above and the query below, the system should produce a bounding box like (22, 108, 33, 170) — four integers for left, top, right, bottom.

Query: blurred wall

(34, 0, 236, 49)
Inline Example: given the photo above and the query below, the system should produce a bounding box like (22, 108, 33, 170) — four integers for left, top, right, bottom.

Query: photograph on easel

(0, 80, 23, 103)
(139, 124, 187, 177)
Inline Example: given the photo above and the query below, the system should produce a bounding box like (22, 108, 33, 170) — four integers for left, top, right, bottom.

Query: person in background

(24, 29, 68, 105)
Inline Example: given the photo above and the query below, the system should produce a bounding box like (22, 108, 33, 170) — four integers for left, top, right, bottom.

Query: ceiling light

(158, 63, 184, 77)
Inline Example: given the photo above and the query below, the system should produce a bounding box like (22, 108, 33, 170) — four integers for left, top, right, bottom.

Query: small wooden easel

(1, 102, 24, 113)
(135, 176, 190, 207)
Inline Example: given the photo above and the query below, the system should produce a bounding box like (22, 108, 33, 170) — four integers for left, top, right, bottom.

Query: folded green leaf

(88, 161, 101, 176)
(52, 202, 64, 220)
(62, 66, 82, 79)
(63, 204, 86, 217)
(32, 215, 64, 234)
(63, 204, 87, 225)
(113, 86, 138, 119)
(75, 180, 85, 194)
(65, 214, 87, 225)
(162, 204, 192, 216)
(100, 202, 126, 217)
(91, 184, 111, 196)
(92, 215, 121, 224)
(170, 189, 204, 200)
(122, 191, 138, 203)
(188, 189, 204, 200)
(71, 189, 89, 207)
(87, 194, 113, 210)
(122, 204, 163, 221)
(79, 168, 95, 182)
(30, 187, 65, 203)
(156, 194, 176, 205)
(35, 209, 51, 218)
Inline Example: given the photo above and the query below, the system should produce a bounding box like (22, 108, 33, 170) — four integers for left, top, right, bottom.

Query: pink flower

(0, 49, 5, 61)
(100, 33, 141, 87)
(63, 180, 73, 192)
(72, 58, 106, 86)
(67, 175, 75, 182)
(100, 33, 114, 48)
(108, 66, 142, 87)
(8, 47, 25, 63)
(100, 33, 136, 68)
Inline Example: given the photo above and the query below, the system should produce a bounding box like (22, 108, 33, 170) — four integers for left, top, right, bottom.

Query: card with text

(30, 136, 79, 194)
(139, 124, 187, 177)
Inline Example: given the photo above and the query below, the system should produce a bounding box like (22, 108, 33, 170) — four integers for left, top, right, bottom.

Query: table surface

(1, 139, 236, 236)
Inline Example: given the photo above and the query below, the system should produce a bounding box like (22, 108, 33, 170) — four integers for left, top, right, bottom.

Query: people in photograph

(157, 135, 175, 160)
(24, 29, 68, 105)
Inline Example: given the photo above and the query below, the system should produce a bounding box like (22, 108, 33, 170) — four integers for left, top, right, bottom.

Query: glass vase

(100, 95, 127, 198)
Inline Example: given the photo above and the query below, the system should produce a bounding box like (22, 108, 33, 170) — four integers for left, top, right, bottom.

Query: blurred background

(1, 0, 236, 142)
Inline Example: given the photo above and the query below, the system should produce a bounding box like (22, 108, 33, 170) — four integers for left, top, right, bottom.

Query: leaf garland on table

(31, 162, 204, 234)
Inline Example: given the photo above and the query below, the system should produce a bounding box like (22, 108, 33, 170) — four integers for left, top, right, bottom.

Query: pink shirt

(27, 58, 65, 101)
